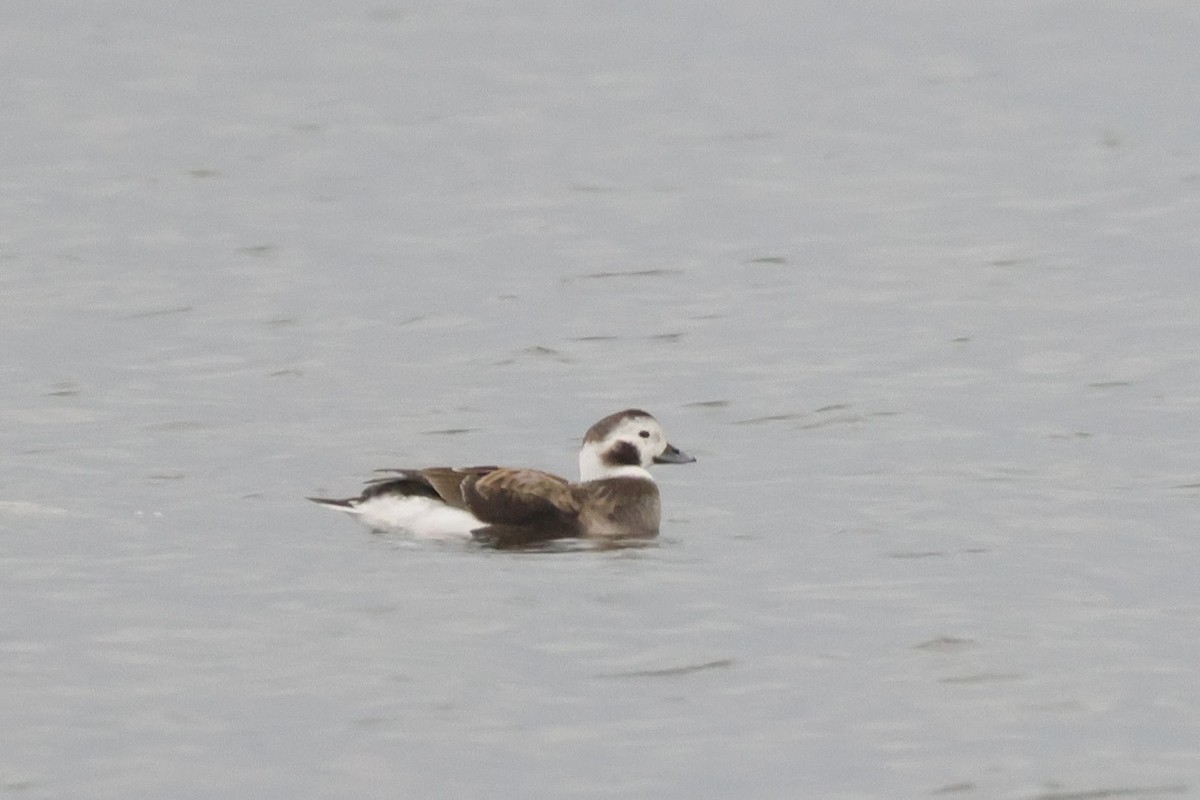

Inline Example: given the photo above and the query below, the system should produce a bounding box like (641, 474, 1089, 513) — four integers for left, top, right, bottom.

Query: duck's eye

(638, 430, 650, 438)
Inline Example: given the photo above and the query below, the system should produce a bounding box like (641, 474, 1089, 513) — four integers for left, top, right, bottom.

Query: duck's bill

(653, 443, 696, 464)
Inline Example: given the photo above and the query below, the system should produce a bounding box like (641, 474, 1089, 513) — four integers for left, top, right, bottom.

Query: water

(3, 2, 1199, 798)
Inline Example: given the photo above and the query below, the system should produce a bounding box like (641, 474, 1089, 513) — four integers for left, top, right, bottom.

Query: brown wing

(460, 468, 579, 525)
(366, 466, 499, 509)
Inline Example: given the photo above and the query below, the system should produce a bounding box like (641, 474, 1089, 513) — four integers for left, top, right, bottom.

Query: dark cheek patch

(601, 440, 641, 467)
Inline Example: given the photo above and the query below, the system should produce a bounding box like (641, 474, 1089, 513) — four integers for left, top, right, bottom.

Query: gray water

(4, 2, 1200, 798)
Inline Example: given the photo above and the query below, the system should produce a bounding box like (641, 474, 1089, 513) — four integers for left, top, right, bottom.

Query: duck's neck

(578, 446, 654, 483)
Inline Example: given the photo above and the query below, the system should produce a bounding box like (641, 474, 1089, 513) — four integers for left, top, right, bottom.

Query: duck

(307, 409, 695, 546)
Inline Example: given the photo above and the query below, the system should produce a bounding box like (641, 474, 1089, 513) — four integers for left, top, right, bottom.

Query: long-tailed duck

(308, 409, 694, 546)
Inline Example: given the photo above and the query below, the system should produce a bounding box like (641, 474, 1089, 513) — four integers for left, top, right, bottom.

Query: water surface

(3, 2, 1200, 798)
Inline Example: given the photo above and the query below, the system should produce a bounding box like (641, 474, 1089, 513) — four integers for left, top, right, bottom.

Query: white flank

(350, 495, 481, 539)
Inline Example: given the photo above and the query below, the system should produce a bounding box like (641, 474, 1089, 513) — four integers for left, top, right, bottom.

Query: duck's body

(308, 409, 693, 546)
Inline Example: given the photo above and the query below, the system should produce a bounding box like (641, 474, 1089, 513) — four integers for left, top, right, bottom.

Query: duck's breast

(576, 477, 661, 538)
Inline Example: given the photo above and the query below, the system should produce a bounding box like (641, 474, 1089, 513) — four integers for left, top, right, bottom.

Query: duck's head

(578, 409, 695, 482)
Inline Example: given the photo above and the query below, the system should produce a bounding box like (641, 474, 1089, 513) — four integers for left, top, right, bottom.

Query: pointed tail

(306, 496, 359, 513)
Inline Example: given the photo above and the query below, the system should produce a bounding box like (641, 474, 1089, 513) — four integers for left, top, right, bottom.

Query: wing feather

(366, 466, 499, 510)
(461, 468, 578, 525)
